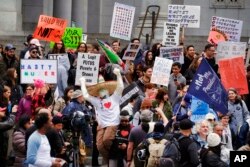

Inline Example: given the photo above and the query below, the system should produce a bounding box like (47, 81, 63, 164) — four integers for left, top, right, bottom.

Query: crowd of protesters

(0, 34, 250, 167)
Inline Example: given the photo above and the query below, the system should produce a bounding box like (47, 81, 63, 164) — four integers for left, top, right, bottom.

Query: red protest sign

(33, 15, 67, 43)
(219, 56, 249, 95)
(207, 28, 228, 45)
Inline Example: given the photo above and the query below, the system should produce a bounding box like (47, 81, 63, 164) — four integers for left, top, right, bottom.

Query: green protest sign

(50, 27, 83, 49)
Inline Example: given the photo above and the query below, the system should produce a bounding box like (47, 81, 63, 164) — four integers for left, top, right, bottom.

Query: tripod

(71, 130, 81, 167)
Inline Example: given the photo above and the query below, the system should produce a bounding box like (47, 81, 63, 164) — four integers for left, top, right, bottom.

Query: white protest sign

(122, 43, 142, 61)
(211, 16, 243, 42)
(167, 5, 200, 28)
(110, 2, 135, 41)
(82, 34, 87, 43)
(217, 42, 246, 62)
(162, 22, 180, 46)
(48, 54, 70, 70)
(160, 46, 184, 64)
(20, 59, 57, 84)
(151, 57, 173, 86)
(75, 53, 100, 85)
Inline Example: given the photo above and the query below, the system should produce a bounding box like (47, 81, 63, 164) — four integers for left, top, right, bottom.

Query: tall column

(134, 0, 171, 44)
(0, 0, 23, 35)
(72, 0, 88, 32)
(53, 0, 72, 26)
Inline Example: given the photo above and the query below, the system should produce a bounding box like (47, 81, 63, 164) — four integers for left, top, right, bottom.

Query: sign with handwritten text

(63, 27, 82, 48)
(110, 2, 135, 40)
(75, 53, 100, 85)
(151, 57, 173, 86)
(217, 42, 246, 62)
(20, 59, 57, 84)
(162, 22, 180, 46)
(160, 46, 184, 64)
(33, 15, 67, 43)
(210, 16, 243, 42)
(167, 5, 200, 28)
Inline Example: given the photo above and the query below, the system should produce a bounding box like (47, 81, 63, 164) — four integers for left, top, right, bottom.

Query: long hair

(63, 86, 74, 103)
(5, 68, 17, 87)
(51, 40, 66, 53)
(189, 55, 202, 70)
(0, 85, 11, 107)
(155, 88, 168, 102)
(76, 42, 87, 53)
(145, 50, 154, 66)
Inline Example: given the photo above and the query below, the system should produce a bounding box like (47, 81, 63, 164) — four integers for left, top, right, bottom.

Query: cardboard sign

(122, 43, 142, 61)
(160, 46, 184, 64)
(210, 16, 243, 42)
(63, 27, 82, 48)
(82, 34, 88, 43)
(75, 53, 100, 85)
(120, 82, 144, 108)
(110, 2, 135, 41)
(33, 15, 67, 43)
(162, 22, 180, 46)
(217, 42, 246, 62)
(151, 57, 173, 86)
(48, 54, 70, 70)
(167, 5, 200, 28)
(20, 59, 57, 84)
(219, 56, 248, 95)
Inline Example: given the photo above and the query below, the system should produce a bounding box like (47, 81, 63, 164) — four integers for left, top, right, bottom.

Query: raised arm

(113, 68, 124, 96)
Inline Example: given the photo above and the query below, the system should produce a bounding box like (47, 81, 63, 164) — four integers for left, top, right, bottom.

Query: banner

(219, 56, 248, 95)
(162, 22, 180, 46)
(120, 83, 144, 108)
(188, 59, 228, 114)
(160, 46, 184, 64)
(75, 53, 100, 85)
(210, 16, 243, 42)
(167, 5, 200, 28)
(110, 2, 135, 40)
(217, 42, 246, 62)
(151, 57, 173, 86)
(20, 59, 57, 84)
(122, 43, 142, 61)
(190, 96, 209, 123)
(33, 15, 67, 43)
(48, 54, 70, 71)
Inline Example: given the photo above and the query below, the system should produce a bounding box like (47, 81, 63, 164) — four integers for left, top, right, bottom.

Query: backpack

(146, 138, 168, 167)
(159, 134, 182, 167)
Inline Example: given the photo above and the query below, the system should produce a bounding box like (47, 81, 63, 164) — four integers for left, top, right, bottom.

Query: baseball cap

(30, 38, 41, 46)
(5, 44, 16, 51)
(205, 113, 215, 121)
(207, 133, 222, 147)
(72, 90, 83, 99)
(179, 119, 195, 130)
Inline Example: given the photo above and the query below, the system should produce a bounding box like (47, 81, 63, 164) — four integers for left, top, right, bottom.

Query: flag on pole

(96, 39, 125, 69)
(188, 58, 228, 114)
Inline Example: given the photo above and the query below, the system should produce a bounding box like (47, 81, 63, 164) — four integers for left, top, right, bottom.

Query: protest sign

(151, 57, 173, 86)
(219, 56, 248, 95)
(20, 59, 57, 84)
(207, 28, 228, 45)
(167, 5, 200, 28)
(33, 15, 67, 43)
(160, 46, 184, 64)
(110, 2, 135, 41)
(75, 53, 100, 85)
(82, 34, 87, 43)
(63, 27, 82, 48)
(48, 54, 70, 70)
(120, 83, 144, 108)
(210, 16, 243, 42)
(162, 22, 180, 46)
(122, 43, 142, 61)
(188, 59, 228, 114)
(217, 42, 246, 62)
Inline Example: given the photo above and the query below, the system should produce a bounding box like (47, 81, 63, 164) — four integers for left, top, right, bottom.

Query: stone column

(72, 0, 88, 32)
(53, 0, 72, 26)
(0, 0, 23, 35)
(134, 0, 171, 44)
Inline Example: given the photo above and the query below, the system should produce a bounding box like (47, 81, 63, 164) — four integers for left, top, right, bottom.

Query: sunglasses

(31, 51, 38, 54)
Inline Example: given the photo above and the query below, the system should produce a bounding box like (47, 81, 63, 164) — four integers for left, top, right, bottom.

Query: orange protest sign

(207, 27, 228, 45)
(33, 15, 67, 43)
(219, 56, 249, 95)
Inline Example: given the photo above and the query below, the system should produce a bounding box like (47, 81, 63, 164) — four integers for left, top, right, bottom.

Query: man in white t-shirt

(80, 68, 124, 164)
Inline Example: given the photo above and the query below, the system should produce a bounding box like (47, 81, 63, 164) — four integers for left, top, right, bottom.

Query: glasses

(31, 51, 38, 54)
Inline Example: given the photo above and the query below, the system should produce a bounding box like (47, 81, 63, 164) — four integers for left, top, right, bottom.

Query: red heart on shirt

(103, 102, 111, 109)
(121, 130, 129, 137)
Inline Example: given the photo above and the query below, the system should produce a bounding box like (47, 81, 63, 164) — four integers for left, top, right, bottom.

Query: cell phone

(174, 78, 177, 82)
(150, 107, 157, 113)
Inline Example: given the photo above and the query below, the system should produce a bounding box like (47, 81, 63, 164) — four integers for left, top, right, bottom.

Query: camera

(137, 149, 147, 161)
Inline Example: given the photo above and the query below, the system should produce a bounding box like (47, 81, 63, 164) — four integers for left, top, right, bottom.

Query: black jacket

(201, 150, 228, 167)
